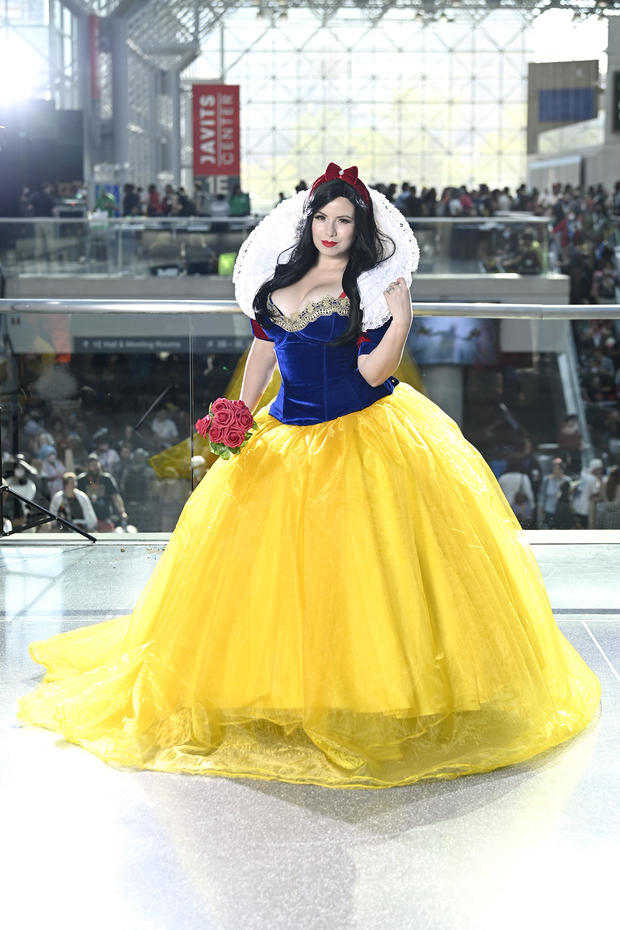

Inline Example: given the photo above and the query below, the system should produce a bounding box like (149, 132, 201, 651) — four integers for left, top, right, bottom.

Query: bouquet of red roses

(195, 397, 258, 460)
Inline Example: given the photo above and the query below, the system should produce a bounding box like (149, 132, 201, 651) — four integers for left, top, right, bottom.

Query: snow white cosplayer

(18, 163, 600, 789)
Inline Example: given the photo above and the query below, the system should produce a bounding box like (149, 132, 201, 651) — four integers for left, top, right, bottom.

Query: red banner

(192, 84, 240, 176)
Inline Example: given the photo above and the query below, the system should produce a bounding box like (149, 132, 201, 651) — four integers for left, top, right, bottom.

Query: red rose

(195, 414, 211, 438)
(212, 409, 235, 428)
(211, 398, 230, 413)
(209, 423, 225, 444)
(224, 426, 246, 448)
(232, 402, 254, 431)
(211, 401, 235, 428)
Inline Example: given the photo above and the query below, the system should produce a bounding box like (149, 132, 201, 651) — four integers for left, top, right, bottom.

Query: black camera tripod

(0, 404, 95, 542)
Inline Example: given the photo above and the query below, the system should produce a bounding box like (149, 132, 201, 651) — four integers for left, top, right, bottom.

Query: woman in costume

(18, 163, 600, 789)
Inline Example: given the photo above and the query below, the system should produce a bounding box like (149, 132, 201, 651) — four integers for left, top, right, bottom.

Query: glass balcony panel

(1, 300, 619, 536)
(0, 217, 552, 280)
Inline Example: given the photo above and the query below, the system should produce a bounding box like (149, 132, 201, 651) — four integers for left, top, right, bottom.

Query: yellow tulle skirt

(18, 383, 601, 788)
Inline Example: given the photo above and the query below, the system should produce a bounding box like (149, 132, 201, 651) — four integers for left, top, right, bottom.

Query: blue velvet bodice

(251, 295, 398, 425)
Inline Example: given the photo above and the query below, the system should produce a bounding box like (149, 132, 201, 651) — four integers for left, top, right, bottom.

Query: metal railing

(1, 299, 618, 318)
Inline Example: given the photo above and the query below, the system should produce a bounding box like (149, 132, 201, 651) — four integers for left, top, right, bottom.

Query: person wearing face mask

(3, 460, 39, 530)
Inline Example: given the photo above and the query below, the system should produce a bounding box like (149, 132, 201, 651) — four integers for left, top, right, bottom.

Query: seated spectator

(502, 228, 542, 275)
(39, 443, 65, 498)
(3, 459, 39, 529)
(116, 442, 133, 485)
(120, 448, 156, 531)
(152, 408, 179, 449)
(50, 472, 97, 532)
(77, 452, 127, 531)
(93, 429, 120, 476)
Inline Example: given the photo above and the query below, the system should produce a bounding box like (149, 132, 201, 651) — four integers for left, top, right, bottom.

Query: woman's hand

(357, 278, 412, 387)
(384, 277, 412, 329)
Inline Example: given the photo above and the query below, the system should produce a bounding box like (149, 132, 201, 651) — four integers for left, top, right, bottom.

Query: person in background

(50, 472, 97, 532)
(594, 464, 620, 529)
(229, 184, 251, 216)
(38, 443, 65, 498)
(3, 459, 38, 530)
(553, 479, 576, 529)
(210, 192, 231, 232)
(94, 188, 117, 217)
(161, 184, 174, 216)
(572, 458, 605, 529)
(539, 458, 566, 529)
(498, 456, 535, 529)
(557, 413, 583, 475)
(395, 182, 410, 212)
(77, 452, 127, 531)
(96, 433, 121, 477)
(122, 183, 140, 217)
(151, 408, 179, 449)
(146, 184, 162, 217)
(194, 182, 211, 216)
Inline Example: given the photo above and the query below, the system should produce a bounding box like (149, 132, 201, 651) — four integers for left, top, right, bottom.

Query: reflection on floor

(1, 538, 618, 930)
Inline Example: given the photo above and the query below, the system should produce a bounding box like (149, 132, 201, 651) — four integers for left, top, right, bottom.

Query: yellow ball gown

(18, 298, 601, 789)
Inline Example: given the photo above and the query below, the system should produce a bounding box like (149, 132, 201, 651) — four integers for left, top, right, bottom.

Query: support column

(110, 15, 130, 189)
(604, 16, 620, 188)
(171, 69, 181, 188)
(76, 12, 95, 204)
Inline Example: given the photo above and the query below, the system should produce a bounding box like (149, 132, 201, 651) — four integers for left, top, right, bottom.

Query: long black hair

(253, 179, 394, 346)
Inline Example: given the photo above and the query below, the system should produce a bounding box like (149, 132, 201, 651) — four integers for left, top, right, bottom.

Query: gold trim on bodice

(268, 294, 350, 332)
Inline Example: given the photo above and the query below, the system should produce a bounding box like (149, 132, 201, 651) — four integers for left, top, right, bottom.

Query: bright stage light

(0, 34, 44, 106)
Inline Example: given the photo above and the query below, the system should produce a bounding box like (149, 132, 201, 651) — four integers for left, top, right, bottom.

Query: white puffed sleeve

(357, 189, 420, 330)
(232, 191, 307, 319)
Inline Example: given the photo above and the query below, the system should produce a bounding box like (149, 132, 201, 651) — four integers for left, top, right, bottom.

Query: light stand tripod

(0, 404, 96, 542)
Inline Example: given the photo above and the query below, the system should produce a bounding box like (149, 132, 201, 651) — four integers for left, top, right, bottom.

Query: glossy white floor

(1, 534, 618, 930)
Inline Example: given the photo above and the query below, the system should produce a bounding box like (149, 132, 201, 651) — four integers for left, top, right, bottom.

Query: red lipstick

(321, 240, 337, 247)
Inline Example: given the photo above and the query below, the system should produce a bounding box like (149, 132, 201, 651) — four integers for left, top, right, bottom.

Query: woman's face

(311, 196, 356, 259)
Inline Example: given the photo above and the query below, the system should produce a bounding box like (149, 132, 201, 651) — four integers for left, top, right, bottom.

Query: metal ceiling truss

(71, 0, 620, 51)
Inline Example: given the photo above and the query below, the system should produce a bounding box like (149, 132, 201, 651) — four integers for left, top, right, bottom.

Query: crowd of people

(4, 175, 620, 534)
(495, 418, 620, 530)
(92, 182, 251, 219)
(1, 405, 191, 535)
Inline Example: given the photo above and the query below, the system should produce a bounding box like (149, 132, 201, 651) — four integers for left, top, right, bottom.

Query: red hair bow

(309, 162, 370, 208)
